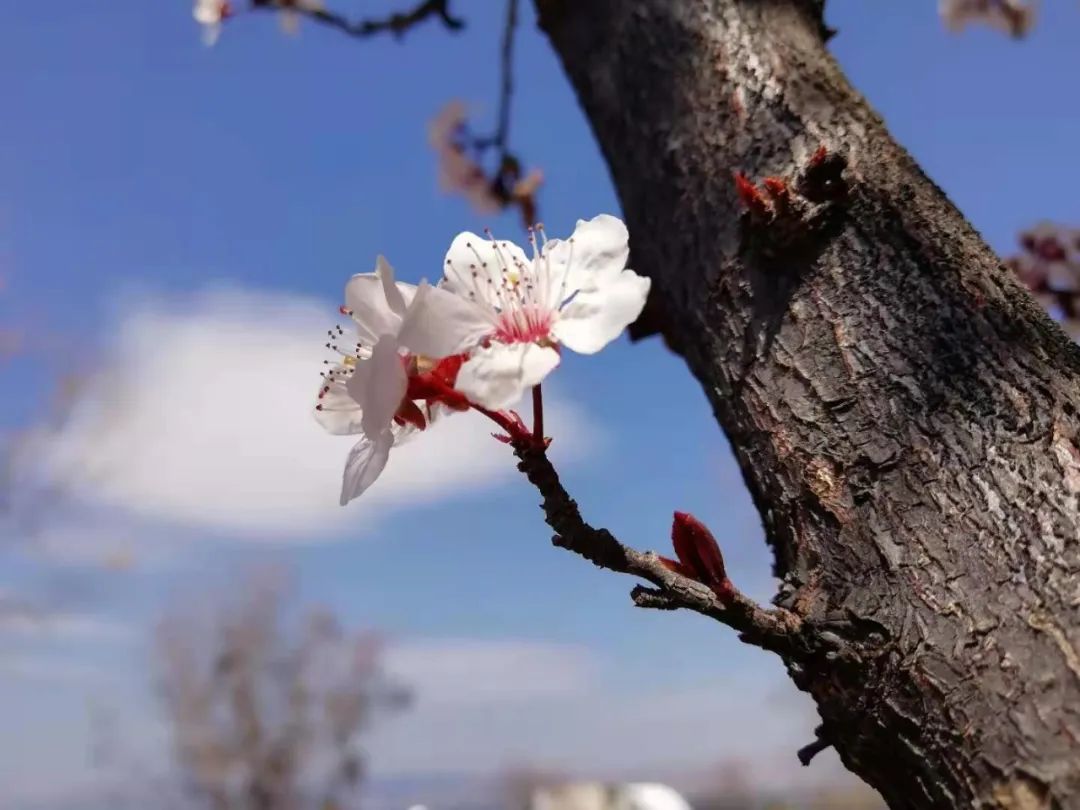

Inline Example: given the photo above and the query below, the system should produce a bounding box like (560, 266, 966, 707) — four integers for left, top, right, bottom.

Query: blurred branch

(239, 0, 538, 228)
(473, 0, 519, 160)
(444, 0, 539, 228)
(249, 0, 464, 39)
(512, 445, 803, 656)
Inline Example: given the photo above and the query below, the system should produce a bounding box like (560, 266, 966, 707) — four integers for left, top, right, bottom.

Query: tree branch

(249, 0, 464, 39)
(512, 444, 803, 656)
(473, 0, 519, 160)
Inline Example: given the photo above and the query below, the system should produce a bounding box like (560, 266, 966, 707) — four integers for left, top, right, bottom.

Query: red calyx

(393, 399, 428, 431)
(667, 511, 734, 601)
(404, 354, 472, 414)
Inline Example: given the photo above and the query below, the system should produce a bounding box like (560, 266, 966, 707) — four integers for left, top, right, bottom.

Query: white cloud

(0, 589, 132, 643)
(385, 639, 597, 705)
(0, 613, 131, 642)
(0, 653, 109, 684)
(367, 644, 858, 795)
(20, 286, 598, 541)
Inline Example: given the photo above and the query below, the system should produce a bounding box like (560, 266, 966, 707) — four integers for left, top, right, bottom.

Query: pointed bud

(658, 555, 697, 579)
(671, 511, 732, 600)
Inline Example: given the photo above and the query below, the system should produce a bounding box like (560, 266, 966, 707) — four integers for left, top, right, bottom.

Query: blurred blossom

(938, 0, 1036, 37)
(428, 101, 503, 214)
(192, 0, 233, 46)
(427, 101, 544, 230)
(527, 782, 694, 810)
(1006, 221, 1080, 338)
(274, 0, 327, 36)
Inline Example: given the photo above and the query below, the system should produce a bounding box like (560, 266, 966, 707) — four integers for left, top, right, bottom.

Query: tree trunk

(536, 1, 1080, 807)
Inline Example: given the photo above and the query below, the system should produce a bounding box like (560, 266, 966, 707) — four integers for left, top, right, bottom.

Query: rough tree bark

(536, 1, 1080, 808)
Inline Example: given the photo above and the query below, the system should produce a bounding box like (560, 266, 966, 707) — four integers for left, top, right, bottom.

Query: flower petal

(455, 342, 561, 410)
(346, 335, 407, 439)
(313, 369, 363, 436)
(441, 231, 531, 311)
(344, 258, 416, 344)
(200, 22, 221, 46)
(339, 430, 394, 505)
(550, 270, 650, 355)
(397, 282, 495, 359)
(541, 214, 630, 309)
(376, 255, 415, 316)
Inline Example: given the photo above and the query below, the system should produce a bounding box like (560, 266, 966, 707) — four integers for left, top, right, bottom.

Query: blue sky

(2, 0, 1079, 806)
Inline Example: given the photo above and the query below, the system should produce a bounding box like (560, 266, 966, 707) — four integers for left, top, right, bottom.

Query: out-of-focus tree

(156, 570, 409, 810)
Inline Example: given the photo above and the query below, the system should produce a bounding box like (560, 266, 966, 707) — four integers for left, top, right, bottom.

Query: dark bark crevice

(536, 1, 1080, 807)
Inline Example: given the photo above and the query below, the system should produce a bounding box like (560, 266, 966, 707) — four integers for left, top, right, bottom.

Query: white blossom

(315, 257, 457, 504)
(399, 215, 650, 409)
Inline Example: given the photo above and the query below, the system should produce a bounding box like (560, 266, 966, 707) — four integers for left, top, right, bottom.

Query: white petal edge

(376, 255, 416, 315)
(397, 282, 496, 359)
(346, 335, 407, 439)
(550, 271, 650, 355)
(455, 342, 561, 410)
(344, 272, 404, 344)
(339, 430, 394, 505)
(541, 214, 629, 308)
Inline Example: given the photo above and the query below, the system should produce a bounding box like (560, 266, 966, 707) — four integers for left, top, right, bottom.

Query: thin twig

(512, 445, 804, 656)
(532, 383, 544, 444)
(475, 0, 519, 160)
(249, 0, 465, 39)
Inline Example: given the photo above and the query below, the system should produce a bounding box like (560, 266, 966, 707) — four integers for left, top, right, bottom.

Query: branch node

(630, 585, 679, 611)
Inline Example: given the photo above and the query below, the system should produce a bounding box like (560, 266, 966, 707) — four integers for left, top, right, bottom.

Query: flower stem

(532, 384, 544, 443)
(471, 403, 517, 434)
(423, 372, 536, 445)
